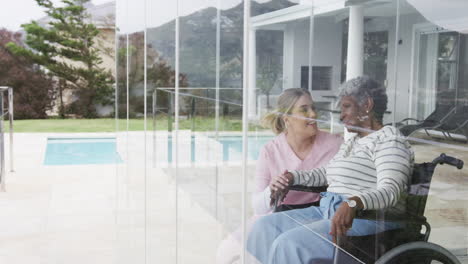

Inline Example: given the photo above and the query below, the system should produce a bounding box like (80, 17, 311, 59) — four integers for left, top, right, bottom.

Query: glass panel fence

(116, 0, 156, 262)
(145, 0, 178, 262)
(397, 0, 468, 261)
(176, 0, 220, 262)
(115, 0, 132, 261)
(114, 0, 468, 263)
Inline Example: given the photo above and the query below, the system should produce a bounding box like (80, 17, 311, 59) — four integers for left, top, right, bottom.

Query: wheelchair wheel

(375, 241, 461, 264)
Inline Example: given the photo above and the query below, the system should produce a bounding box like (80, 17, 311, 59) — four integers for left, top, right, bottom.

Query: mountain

(144, 0, 296, 91)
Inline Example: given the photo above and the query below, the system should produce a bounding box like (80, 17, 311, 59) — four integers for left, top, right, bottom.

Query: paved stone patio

(0, 132, 467, 263)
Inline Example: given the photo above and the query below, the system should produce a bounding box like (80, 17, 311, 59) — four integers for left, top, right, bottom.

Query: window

(301, 66, 332, 91)
(341, 19, 389, 85)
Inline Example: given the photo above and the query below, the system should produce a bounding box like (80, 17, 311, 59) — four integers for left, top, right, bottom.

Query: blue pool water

(214, 136, 273, 161)
(167, 135, 273, 163)
(44, 137, 123, 165)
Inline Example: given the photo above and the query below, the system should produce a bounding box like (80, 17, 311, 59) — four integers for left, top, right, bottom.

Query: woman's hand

(269, 170, 293, 192)
(330, 198, 362, 243)
(269, 170, 294, 206)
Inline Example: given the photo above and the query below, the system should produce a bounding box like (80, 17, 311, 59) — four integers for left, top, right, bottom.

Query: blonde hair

(262, 88, 311, 134)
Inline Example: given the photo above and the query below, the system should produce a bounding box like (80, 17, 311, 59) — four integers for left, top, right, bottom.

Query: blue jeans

(246, 192, 401, 264)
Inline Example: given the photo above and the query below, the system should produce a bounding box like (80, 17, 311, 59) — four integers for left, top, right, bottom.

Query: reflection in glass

(398, 1, 468, 263)
(113, 0, 468, 263)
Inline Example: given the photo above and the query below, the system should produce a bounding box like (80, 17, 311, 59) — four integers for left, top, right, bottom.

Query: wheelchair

(272, 153, 464, 264)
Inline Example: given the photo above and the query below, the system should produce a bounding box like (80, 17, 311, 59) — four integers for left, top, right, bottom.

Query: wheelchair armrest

(272, 185, 328, 211)
(289, 185, 328, 193)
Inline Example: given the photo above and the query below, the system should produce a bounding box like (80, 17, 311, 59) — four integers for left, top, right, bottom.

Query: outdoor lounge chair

(272, 153, 464, 264)
(431, 104, 468, 142)
(397, 104, 456, 137)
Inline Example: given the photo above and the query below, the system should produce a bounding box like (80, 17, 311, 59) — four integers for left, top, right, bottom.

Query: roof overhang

(250, 0, 416, 30)
(251, 0, 347, 29)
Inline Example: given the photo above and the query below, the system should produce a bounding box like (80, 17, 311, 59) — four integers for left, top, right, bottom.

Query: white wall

(279, 16, 343, 105)
(291, 16, 343, 100)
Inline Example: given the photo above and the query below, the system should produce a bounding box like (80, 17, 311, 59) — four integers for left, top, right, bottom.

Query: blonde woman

(216, 88, 342, 264)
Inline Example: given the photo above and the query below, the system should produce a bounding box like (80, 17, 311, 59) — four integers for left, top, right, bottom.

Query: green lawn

(8, 117, 248, 133)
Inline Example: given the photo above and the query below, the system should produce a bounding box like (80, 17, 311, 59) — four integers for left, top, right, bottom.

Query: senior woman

(246, 76, 414, 264)
(216, 88, 343, 264)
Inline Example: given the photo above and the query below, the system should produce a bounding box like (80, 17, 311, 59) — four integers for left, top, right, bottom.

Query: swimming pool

(167, 135, 273, 163)
(44, 137, 123, 165)
(214, 135, 273, 161)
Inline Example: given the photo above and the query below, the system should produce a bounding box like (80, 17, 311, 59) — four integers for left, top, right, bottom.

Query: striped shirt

(290, 126, 414, 211)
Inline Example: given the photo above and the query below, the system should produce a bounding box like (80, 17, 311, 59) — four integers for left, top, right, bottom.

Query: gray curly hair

(337, 76, 388, 123)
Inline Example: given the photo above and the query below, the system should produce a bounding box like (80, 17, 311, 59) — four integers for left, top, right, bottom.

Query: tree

(116, 33, 188, 118)
(257, 60, 281, 110)
(256, 30, 283, 110)
(0, 29, 55, 119)
(6, 0, 114, 118)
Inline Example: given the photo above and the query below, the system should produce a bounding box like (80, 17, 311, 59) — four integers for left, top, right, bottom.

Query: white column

(283, 25, 295, 89)
(345, 4, 364, 140)
(248, 28, 257, 120)
(346, 5, 364, 80)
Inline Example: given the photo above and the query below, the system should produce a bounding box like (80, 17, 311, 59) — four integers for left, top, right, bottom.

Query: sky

(1, 0, 248, 32)
(1, 0, 280, 33)
(117, 0, 286, 33)
(120, 0, 244, 33)
(0, 0, 113, 32)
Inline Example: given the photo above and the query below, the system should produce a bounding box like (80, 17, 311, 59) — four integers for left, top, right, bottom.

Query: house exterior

(249, 0, 468, 128)
(37, 1, 115, 75)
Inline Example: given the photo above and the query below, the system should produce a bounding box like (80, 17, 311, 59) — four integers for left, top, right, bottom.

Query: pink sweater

(252, 130, 343, 214)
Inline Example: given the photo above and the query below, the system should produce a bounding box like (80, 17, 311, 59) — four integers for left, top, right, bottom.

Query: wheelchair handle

(432, 153, 464, 170)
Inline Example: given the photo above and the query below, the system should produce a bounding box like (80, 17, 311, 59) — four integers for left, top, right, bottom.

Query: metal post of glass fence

(215, 0, 221, 222)
(168, 93, 173, 132)
(190, 97, 195, 131)
(8, 87, 13, 172)
(153, 90, 157, 168)
(0, 88, 5, 191)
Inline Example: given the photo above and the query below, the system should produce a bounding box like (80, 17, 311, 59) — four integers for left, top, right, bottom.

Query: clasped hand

(269, 170, 294, 206)
(330, 202, 357, 243)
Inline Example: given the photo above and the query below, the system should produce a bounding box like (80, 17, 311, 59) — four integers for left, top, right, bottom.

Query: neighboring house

(248, 0, 468, 127)
(37, 1, 116, 116)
